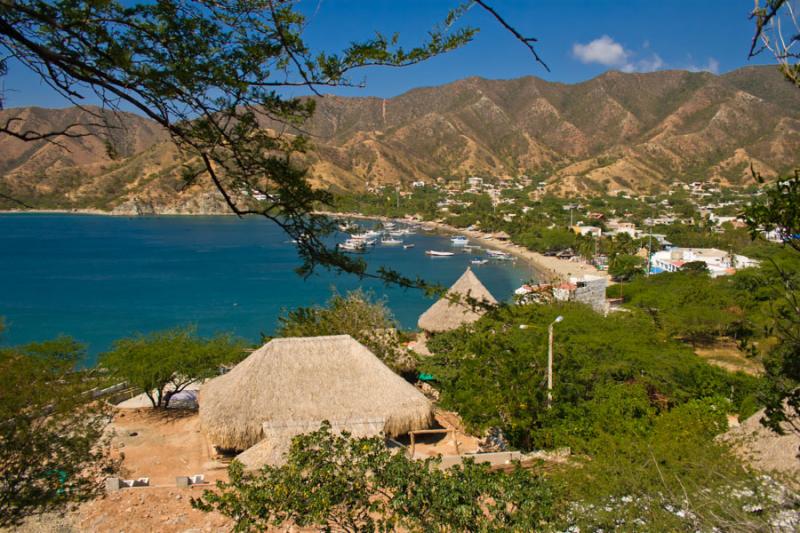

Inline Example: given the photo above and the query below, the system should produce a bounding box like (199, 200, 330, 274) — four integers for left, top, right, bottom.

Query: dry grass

(695, 339, 763, 376)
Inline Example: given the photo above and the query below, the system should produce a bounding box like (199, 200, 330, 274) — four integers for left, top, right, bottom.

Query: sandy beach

(319, 211, 607, 283)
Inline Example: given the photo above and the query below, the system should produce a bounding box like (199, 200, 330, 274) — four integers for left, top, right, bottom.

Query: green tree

(192, 421, 556, 532)
(608, 253, 645, 281)
(0, 335, 117, 526)
(276, 289, 414, 373)
(423, 303, 760, 451)
(682, 260, 710, 274)
(100, 326, 245, 408)
(744, 172, 800, 436)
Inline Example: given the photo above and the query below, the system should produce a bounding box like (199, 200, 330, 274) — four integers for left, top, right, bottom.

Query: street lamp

(520, 315, 564, 409)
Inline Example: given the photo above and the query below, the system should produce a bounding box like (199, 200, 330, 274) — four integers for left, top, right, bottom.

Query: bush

(193, 422, 557, 532)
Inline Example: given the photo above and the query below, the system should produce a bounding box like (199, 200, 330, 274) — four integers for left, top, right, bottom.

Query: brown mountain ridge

(1, 66, 799, 211)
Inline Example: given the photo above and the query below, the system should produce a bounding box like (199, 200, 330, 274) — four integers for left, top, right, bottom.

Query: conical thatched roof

(418, 268, 497, 333)
(199, 335, 431, 451)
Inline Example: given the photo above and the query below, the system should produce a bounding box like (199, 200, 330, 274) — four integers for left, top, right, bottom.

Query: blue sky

(3, 0, 772, 108)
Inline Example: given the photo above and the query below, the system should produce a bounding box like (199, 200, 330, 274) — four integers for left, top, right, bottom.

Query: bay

(0, 214, 533, 364)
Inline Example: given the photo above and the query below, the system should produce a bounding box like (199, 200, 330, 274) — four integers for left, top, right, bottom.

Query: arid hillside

(2, 66, 799, 211)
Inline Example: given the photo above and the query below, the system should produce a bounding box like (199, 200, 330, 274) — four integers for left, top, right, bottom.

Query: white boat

(426, 250, 455, 257)
(338, 239, 366, 253)
(403, 244, 415, 249)
(381, 237, 403, 246)
(486, 249, 512, 259)
(451, 236, 469, 246)
(337, 221, 359, 232)
(350, 233, 378, 245)
(389, 230, 406, 237)
(471, 259, 488, 265)
(383, 222, 396, 230)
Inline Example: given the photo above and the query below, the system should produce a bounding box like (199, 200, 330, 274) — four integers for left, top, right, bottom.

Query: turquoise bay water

(0, 214, 533, 364)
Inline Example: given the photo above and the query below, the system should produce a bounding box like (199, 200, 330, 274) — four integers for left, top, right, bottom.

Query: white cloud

(687, 57, 720, 74)
(636, 54, 664, 73)
(572, 36, 666, 73)
(572, 35, 629, 67)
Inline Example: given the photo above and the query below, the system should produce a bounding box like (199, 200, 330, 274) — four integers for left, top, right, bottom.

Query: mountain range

(1, 66, 799, 212)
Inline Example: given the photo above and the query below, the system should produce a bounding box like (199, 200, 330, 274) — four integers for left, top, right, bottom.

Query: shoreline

(318, 211, 606, 283)
(2, 207, 607, 283)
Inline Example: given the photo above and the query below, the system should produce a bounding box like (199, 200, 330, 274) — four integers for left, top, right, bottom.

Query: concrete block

(105, 477, 122, 492)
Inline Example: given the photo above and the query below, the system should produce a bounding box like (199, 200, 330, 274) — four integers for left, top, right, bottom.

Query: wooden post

(547, 322, 554, 409)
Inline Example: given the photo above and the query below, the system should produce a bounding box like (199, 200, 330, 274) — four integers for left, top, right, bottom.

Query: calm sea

(0, 214, 533, 364)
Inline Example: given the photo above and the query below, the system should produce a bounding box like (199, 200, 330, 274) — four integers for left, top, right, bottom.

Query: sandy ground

(13, 407, 490, 532)
(319, 211, 606, 283)
(83, 408, 231, 532)
(723, 407, 800, 487)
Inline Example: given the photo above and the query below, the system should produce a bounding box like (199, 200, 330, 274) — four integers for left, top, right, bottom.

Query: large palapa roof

(417, 267, 497, 333)
(199, 335, 432, 451)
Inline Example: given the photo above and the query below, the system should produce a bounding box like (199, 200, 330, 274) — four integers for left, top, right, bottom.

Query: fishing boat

(338, 239, 366, 253)
(403, 243, 415, 249)
(389, 230, 406, 237)
(471, 258, 488, 265)
(337, 221, 359, 232)
(450, 236, 469, 246)
(426, 250, 455, 257)
(381, 237, 403, 246)
(486, 249, 512, 259)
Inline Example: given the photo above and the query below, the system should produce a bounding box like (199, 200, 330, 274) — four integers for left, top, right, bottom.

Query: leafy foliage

(744, 172, 800, 435)
(100, 326, 245, 408)
(422, 303, 761, 451)
(192, 422, 557, 532)
(0, 335, 116, 526)
(275, 289, 416, 373)
(557, 393, 785, 531)
(608, 253, 646, 281)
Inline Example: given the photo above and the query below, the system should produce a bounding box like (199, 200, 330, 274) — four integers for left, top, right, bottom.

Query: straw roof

(199, 335, 431, 451)
(236, 418, 386, 469)
(418, 268, 497, 333)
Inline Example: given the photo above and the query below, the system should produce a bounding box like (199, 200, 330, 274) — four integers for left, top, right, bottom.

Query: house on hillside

(572, 225, 602, 237)
(515, 275, 608, 314)
(650, 248, 759, 277)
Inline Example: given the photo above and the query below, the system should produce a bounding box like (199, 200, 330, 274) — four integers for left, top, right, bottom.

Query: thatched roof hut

(417, 267, 497, 333)
(236, 418, 386, 469)
(199, 335, 431, 453)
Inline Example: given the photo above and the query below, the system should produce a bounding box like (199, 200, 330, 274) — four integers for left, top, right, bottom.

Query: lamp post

(520, 315, 564, 409)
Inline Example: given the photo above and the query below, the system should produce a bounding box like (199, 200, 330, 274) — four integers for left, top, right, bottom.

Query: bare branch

(473, 0, 550, 72)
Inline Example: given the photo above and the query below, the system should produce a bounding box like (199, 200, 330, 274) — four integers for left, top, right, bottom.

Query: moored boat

(426, 250, 455, 257)
(450, 236, 469, 246)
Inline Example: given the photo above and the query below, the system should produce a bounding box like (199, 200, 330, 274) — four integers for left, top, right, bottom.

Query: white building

(650, 248, 759, 278)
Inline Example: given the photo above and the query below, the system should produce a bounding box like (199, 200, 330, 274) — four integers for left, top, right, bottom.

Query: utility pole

(646, 207, 654, 277)
(520, 316, 563, 410)
(546, 315, 563, 408)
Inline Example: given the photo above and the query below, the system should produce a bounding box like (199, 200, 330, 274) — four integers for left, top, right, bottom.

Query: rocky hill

(2, 66, 799, 211)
